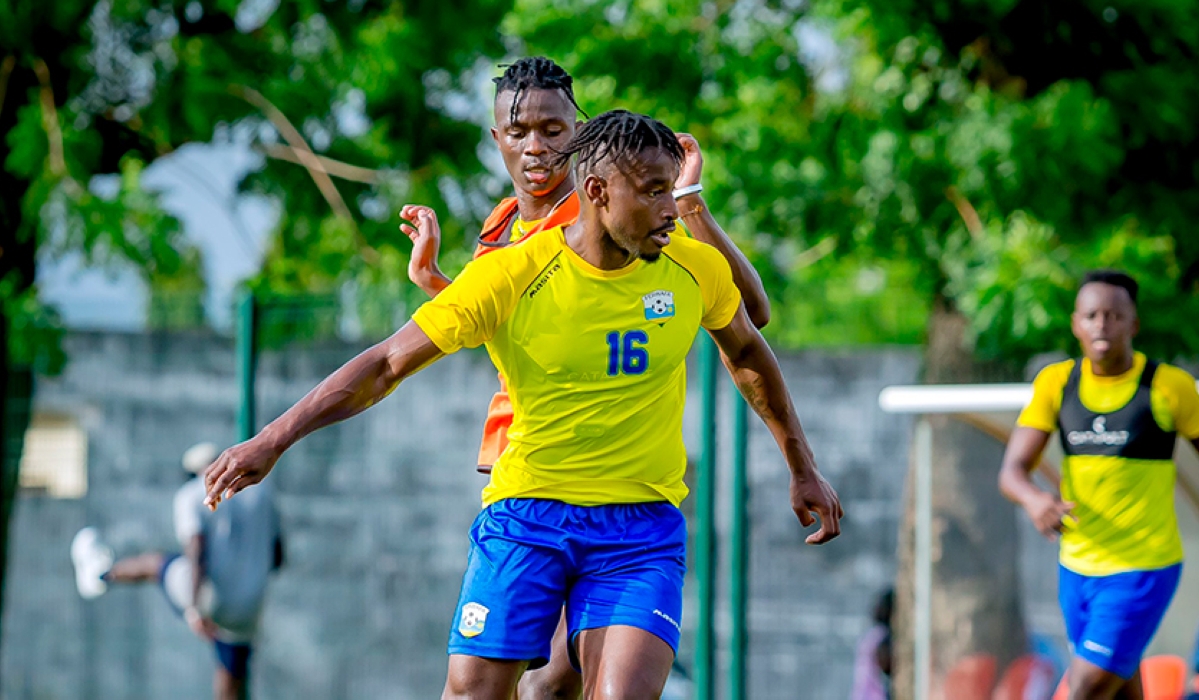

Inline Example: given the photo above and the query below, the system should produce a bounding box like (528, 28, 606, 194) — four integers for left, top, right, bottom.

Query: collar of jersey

(1081, 351, 1146, 385)
(554, 227, 644, 279)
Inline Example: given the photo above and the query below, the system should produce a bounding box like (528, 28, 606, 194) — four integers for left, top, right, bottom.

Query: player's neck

(515, 176, 576, 222)
(1087, 350, 1136, 377)
(563, 221, 637, 271)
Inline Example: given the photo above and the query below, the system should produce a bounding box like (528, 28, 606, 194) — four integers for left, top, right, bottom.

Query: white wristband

(672, 183, 703, 200)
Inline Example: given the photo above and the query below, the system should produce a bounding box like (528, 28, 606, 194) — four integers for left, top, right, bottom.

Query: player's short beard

(609, 228, 660, 264)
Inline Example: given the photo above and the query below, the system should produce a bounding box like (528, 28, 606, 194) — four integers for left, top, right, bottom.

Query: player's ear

(489, 126, 500, 145)
(583, 173, 608, 208)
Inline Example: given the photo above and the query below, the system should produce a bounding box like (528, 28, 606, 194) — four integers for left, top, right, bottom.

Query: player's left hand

(203, 437, 282, 511)
(675, 133, 703, 190)
(790, 468, 843, 544)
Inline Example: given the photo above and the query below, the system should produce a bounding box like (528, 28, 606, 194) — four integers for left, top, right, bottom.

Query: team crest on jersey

(459, 602, 489, 638)
(643, 290, 675, 323)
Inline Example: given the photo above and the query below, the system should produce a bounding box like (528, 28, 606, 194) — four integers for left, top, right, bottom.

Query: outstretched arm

(708, 307, 841, 543)
(401, 205, 452, 297)
(998, 426, 1073, 540)
(204, 322, 443, 509)
(676, 134, 770, 329)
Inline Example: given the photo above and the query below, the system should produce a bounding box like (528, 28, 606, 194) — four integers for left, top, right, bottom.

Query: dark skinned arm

(675, 133, 771, 329)
(707, 306, 841, 543)
(679, 194, 771, 329)
(204, 322, 444, 509)
(998, 426, 1075, 539)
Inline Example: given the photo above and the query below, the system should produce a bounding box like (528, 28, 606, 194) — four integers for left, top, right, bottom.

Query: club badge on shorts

(643, 290, 675, 323)
(459, 602, 490, 638)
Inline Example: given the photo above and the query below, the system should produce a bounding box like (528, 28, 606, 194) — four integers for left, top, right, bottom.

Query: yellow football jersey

(412, 226, 742, 507)
(1018, 352, 1199, 575)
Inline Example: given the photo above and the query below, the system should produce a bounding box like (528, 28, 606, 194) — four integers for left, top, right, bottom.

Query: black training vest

(1058, 359, 1176, 460)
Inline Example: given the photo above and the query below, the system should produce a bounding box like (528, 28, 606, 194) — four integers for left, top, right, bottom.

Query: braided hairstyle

(493, 57, 588, 123)
(551, 109, 684, 176)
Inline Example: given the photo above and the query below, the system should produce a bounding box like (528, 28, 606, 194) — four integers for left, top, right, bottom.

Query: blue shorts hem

(214, 640, 252, 679)
(566, 617, 681, 672)
(1074, 646, 1137, 680)
(446, 644, 549, 670)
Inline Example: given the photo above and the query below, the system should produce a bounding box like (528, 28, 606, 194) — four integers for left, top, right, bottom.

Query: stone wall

(3, 331, 933, 699)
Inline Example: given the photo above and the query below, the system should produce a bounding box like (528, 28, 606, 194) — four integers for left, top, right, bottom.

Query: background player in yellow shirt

(999, 270, 1199, 700)
(201, 110, 842, 699)
(400, 57, 772, 699)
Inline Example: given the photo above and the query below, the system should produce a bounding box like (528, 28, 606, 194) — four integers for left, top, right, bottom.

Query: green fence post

(236, 290, 258, 442)
(729, 391, 749, 700)
(695, 333, 719, 700)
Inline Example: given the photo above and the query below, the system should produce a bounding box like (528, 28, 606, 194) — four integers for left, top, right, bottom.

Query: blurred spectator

(852, 587, 894, 700)
(70, 442, 283, 700)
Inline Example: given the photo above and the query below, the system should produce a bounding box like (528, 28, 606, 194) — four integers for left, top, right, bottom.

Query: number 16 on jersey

(606, 331, 649, 376)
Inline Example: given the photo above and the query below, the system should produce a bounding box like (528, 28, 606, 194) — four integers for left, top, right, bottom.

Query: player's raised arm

(707, 306, 842, 543)
(674, 133, 770, 329)
(203, 323, 443, 509)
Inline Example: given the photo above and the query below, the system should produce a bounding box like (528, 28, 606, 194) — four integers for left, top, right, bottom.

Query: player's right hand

(202, 437, 281, 511)
(790, 469, 844, 544)
(1022, 491, 1075, 540)
(675, 133, 704, 190)
(400, 205, 443, 284)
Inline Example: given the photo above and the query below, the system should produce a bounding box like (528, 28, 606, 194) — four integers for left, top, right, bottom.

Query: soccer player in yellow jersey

(202, 110, 842, 699)
(999, 270, 1199, 700)
(402, 57, 772, 699)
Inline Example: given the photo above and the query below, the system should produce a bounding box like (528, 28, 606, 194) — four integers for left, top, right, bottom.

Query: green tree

(0, 0, 509, 648)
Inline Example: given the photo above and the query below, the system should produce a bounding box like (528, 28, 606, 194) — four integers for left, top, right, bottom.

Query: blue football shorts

(1059, 562, 1182, 679)
(447, 498, 687, 669)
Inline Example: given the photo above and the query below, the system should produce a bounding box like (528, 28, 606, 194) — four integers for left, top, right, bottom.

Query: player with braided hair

(400, 59, 771, 699)
(203, 109, 841, 699)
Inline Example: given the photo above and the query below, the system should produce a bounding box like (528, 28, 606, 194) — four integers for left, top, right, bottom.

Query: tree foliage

(3, 0, 513, 362)
(506, 0, 1199, 359)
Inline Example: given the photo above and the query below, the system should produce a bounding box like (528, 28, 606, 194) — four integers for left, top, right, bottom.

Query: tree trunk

(892, 296, 1026, 700)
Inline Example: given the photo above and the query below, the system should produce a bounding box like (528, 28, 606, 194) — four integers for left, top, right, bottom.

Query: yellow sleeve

(693, 244, 742, 330)
(1016, 361, 1072, 433)
(410, 254, 516, 354)
(1157, 364, 1199, 440)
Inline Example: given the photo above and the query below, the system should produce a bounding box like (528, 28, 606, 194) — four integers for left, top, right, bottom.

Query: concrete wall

(4, 329, 1076, 700)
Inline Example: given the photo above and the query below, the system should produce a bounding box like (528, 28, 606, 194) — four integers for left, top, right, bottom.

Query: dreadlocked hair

(550, 109, 684, 174)
(493, 56, 588, 123)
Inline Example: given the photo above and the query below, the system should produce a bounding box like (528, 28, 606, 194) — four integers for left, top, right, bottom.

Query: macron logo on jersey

(643, 290, 675, 323)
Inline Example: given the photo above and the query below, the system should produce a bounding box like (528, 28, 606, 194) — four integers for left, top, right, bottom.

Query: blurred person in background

(70, 442, 283, 700)
(851, 587, 893, 700)
(999, 270, 1199, 700)
(400, 55, 771, 700)
(201, 110, 841, 700)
